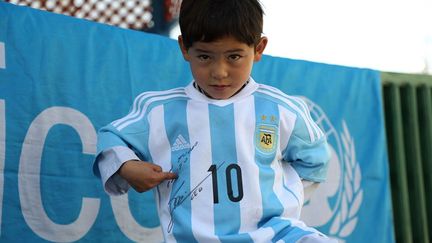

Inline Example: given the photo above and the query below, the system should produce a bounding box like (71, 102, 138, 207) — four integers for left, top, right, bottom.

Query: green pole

(417, 85, 432, 235)
(383, 83, 413, 243)
(400, 84, 429, 243)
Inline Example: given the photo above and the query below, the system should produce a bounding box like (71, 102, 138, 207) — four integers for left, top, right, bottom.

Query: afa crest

(256, 124, 278, 154)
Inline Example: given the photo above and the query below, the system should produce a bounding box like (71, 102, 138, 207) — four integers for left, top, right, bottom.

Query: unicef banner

(0, 2, 394, 242)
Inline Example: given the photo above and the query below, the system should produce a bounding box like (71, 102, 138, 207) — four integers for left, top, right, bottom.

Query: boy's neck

(193, 79, 250, 99)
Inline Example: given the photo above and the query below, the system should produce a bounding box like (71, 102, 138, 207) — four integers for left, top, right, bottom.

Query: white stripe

(278, 162, 304, 219)
(248, 227, 275, 242)
(187, 102, 220, 242)
(291, 97, 324, 138)
(300, 99, 324, 137)
(0, 42, 5, 69)
(234, 97, 263, 233)
(278, 106, 296, 154)
(147, 106, 174, 242)
(112, 88, 183, 127)
(153, 190, 164, 242)
(116, 93, 188, 131)
(272, 161, 297, 219)
(178, 134, 187, 144)
(257, 89, 316, 142)
(260, 129, 275, 133)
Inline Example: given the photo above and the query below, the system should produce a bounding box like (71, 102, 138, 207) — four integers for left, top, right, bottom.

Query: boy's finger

(162, 172, 178, 180)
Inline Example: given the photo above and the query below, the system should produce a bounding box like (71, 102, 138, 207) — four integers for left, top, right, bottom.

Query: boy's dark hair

(179, 0, 264, 49)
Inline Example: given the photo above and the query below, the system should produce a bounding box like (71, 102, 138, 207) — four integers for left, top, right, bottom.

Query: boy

(94, 0, 333, 242)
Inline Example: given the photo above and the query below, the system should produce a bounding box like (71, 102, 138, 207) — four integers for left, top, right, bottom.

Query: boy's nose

(210, 62, 228, 80)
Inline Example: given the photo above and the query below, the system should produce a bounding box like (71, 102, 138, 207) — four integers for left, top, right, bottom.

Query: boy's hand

(118, 160, 178, 193)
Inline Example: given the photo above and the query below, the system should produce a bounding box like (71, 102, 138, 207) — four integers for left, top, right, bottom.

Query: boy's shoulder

(110, 86, 189, 131)
(130, 86, 190, 111)
(137, 85, 187, 96)
(255, 83, 310, 114)
(255, 83, 299, 103)
(134, 86, 188, 102)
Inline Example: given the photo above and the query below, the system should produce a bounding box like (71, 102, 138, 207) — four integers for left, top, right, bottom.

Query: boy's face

(179, 36, 267, 100)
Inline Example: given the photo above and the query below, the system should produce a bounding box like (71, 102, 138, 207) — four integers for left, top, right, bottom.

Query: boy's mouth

(210, 84, 230, 88)
(210, 85, 230, 91)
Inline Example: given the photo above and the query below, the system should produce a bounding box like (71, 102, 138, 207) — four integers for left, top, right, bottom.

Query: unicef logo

(300, 97, 363, 242)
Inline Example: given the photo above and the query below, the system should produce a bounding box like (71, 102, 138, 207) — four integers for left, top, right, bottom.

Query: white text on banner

(0, 100, 4, 236)
(0, 42, 5, 69)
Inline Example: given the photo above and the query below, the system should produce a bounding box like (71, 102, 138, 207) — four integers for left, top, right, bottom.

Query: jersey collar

(185, 77, 259, 106)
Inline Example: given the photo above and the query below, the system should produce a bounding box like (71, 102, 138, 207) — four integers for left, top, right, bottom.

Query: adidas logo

(171, 134, 191, 151)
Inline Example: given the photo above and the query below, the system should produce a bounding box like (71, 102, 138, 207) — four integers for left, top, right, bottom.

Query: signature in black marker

(166, 161, 226, 233)
(167, 141, 198, 188)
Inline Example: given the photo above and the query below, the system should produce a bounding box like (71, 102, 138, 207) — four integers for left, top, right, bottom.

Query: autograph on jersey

(165, 141, 226, 233)
(166, 161, 225, 233)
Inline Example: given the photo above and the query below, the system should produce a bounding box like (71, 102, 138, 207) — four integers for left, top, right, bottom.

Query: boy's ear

(178, 35, 190, 61)
(254, 37, 268, 61)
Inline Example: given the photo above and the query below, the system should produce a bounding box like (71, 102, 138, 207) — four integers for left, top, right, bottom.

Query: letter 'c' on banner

(18, 107, 100, 242)
(111, 195, 164, 242)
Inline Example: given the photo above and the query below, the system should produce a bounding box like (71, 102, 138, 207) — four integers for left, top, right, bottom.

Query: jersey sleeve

(96, 146, 139, 195)
(92, 96, 153, 195)
(93, 121, 150, 173)
(282, 98, 330, 182)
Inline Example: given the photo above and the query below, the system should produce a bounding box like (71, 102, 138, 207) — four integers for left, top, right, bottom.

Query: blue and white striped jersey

(94, 78, 331, 243)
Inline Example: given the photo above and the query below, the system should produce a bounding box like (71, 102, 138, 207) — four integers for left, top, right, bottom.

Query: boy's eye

(228, 54, 242, 61)
(197, 55, 210, 61)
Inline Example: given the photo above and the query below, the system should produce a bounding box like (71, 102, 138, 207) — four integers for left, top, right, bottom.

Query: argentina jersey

(95, 78, 330, 243)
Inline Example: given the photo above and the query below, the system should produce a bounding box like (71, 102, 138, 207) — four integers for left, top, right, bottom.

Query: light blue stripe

(271, 223, 313, 243)
(208, 104, 242, 241)
(253, 95, 285, 227)
(257, 86, 322, 140)
(164, 100, 198, 243)
(218, 233, 253, 242)
(258, 217, 313, 243)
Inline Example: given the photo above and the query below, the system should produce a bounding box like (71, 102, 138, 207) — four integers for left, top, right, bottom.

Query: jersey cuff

(97, 146, 139, 195)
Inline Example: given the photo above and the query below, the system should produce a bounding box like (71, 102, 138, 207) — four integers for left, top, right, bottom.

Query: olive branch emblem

(329, 121, 363, 240)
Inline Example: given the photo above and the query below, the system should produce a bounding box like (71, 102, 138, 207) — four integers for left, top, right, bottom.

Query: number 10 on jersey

(208, 164, 244, 204)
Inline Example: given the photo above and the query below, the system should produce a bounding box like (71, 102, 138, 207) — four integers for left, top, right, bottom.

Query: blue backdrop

(0, 2, 394, 242)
